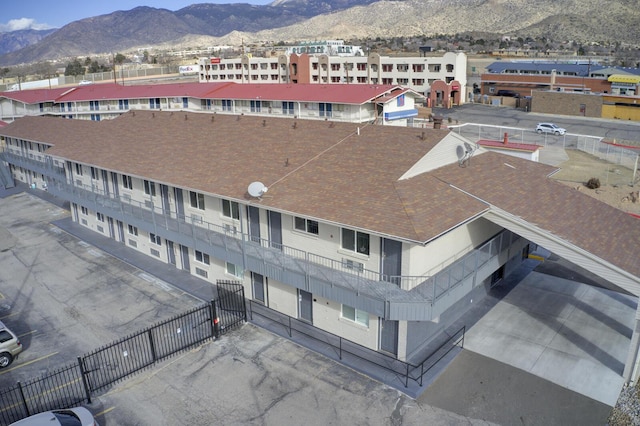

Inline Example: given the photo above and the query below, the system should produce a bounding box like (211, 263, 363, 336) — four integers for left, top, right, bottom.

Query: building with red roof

(0, 82, 423, 126)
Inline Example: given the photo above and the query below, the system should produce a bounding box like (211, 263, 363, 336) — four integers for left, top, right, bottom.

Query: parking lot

(0, 192, 202, 392)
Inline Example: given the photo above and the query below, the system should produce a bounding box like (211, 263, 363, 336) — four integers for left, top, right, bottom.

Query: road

(433, 104, 640, 144)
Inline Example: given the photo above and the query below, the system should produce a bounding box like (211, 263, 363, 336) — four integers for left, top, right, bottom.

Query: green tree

(64, 58, 84, 76)
(84, 57, 92, 66)
(114, 53, 127, 65)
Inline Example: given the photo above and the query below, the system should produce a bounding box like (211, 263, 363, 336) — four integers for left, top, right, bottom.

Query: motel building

(1, 111, 640, 385)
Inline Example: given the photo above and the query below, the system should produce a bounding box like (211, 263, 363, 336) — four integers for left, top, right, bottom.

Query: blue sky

(1, 0, 273, 32)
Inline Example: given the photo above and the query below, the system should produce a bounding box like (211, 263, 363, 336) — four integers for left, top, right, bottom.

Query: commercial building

(2, 112, 640, 381)
(198, 49, 467, 108)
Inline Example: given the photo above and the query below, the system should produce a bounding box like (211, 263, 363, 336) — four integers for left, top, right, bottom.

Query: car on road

(0, 320, 22, 368)
(10, 407, 99, 426)
(535, 122, 566, 135)
(78, 80, 93, 85)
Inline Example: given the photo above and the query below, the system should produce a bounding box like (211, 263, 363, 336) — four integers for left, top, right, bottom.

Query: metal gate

(215, 280, 247, 335)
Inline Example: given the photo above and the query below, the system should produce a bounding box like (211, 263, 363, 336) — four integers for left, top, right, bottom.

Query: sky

(0, 0, 273, 32)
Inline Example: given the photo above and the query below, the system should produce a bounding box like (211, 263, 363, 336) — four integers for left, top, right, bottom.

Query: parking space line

(0, 352, 59, 375)
(95, 406, 115, 418)
(0, 292, 5, 299)
(17, 330, 37, 338)
(0, 312, 20, 320)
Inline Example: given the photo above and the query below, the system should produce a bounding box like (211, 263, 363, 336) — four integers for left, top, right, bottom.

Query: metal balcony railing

(1, 150, 522, 321)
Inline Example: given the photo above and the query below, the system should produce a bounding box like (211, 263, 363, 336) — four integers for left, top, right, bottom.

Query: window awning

(384, 109, 418, 121)
(608, 74, 640, 84)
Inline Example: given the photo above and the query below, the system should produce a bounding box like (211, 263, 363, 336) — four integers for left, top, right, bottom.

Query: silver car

(10, 407, 99, 426)
(0, 320, 22, 368)
(535, 122, 566, 135)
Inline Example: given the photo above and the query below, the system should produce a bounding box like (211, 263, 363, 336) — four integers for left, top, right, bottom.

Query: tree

(0, 67, 9, 82)
(64, 58, 84, 76)
(84, 57, 92, 66)
(114, 53, 127, 65)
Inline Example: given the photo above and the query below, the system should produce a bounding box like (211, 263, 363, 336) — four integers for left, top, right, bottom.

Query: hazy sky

(1, 0, 273, 32)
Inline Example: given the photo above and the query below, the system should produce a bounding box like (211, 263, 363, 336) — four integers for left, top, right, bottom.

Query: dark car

(496, 90, 520, 97)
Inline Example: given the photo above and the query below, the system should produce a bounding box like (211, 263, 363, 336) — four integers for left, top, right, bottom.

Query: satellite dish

(248, 181, 268, 198)
(463, 142, 475, 154)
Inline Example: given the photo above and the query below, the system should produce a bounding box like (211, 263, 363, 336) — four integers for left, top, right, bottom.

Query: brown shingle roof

(431, 152, 640, 277)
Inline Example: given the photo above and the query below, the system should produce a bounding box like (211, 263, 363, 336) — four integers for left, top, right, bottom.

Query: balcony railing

(1, 150, 523, 321)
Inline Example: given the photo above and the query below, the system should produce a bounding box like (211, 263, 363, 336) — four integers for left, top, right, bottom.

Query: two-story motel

(0, 83, 423, 126)
(1, 111, 640, 380)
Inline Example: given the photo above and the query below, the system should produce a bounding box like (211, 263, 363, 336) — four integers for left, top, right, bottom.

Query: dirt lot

(551, 149, 640, 216)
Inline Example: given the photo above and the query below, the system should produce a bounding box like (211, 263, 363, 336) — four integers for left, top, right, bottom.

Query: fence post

(241, 287, 247, 323)
(77, 357, 93, 404)
(17, 381, 30, 417)
(210, 300, 220, 339)
(148, 329, 157, 363)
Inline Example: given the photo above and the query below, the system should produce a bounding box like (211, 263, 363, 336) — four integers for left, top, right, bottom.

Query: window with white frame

(226, 262, 243, 278)
(222, 199, 239, 220)
(144, 180, 156, 197)
(195, 250, 210, 265)
(341, 305, 369, 327)
(96, 212, 105, 222)
(128, 225, 138, 236)
(294, 217, 319, 235)
(190, 191, 205, 210)
(80, 206, 88, 215)
(75, 163, 83, 176)
(149, 233, 161, 246)
(341, 228, 370, 256)
(122, 174, 133, 190)
(91, 167, 99, 180)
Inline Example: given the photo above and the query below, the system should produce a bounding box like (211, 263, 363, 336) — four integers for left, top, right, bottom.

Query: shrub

(586, 177, 601, 189)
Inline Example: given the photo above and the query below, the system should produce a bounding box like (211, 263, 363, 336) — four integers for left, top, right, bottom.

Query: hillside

(0, 0, 638, 65)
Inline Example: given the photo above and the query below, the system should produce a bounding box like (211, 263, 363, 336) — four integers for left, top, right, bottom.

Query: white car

(10, 407, 99, 426)
(535, 122, 566, 135)
(78, 80, 93, 86)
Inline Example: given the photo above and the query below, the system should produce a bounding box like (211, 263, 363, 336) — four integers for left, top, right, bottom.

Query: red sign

(451, 85, 460, 90)
(210, 58, 221, 64)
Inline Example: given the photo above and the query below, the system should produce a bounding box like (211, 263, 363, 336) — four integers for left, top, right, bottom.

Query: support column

(623, 303, 640, 383)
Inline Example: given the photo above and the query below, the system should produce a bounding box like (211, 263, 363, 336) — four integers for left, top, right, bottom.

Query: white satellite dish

(248, 181, 268, 198)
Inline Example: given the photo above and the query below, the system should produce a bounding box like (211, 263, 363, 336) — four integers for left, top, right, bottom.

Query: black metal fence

(247, 300, 464, 391)
(0, 287, 246, 425)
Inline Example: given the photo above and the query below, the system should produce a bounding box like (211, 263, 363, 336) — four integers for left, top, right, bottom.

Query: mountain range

(1, 0, 639, 66)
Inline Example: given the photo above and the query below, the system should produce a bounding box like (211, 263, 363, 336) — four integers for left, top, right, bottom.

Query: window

(144, 180, 156, 197)
(80, 206, 88, 215)
(128, 225, 138, 235)
(195, 250, 210, 265)
(190, 191, 205, 210)
(150, 233, 161, 246)
(282, 101, 294, 115)
(250, 100, 261, 112)
(342, 305, 369, 327)
(122, 174, 133, 190)
(96, 212, 105, 222)
(75, 163, 83, 176)
(149, 98, 161, 109)
(319, 103, 332, 117)
(91, 167, 99, 180)
(226, 262, 243, 278)
(342, 228, 370, 256)
(118, 99, 129, 110)
(222, 99, 232, 111)
(222, 199, 239, 220)
(294, 217, 319, 235)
